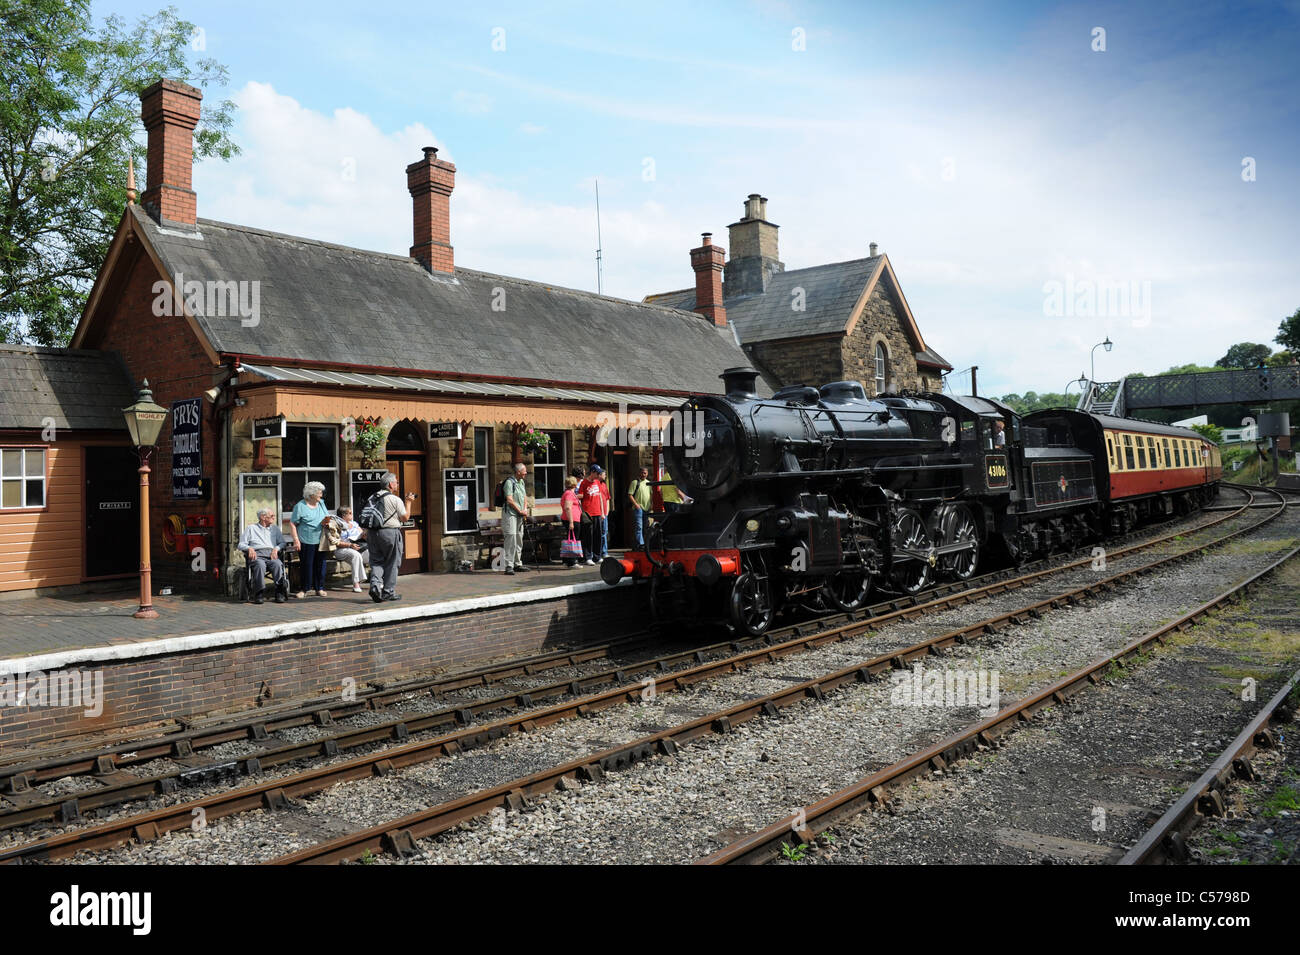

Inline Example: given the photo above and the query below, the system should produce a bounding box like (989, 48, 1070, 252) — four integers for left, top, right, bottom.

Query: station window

(474, 426, 494, 508)
(281, 424, 337, 513)
(874, 343, 889, 396)
(532, 430, 568, 501)
(1, 447, 46, 509)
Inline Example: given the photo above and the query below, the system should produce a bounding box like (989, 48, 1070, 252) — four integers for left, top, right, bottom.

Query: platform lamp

(1090, 337, 1114, 385)
(122, 380, 169, 619)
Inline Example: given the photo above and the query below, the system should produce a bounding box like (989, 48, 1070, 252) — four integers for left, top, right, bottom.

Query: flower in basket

(518, 427, 551, 456)
(350, 416, 387, 468)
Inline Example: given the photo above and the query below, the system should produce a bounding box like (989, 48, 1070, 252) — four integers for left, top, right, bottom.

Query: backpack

(359, 491, 388, 530)
(494, 480, 506, 508)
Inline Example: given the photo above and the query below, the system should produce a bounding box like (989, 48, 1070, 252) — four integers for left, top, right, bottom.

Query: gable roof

(646, 254, 951, 372)
(87, 206, 755, 397)
(0, 345, 135, 431)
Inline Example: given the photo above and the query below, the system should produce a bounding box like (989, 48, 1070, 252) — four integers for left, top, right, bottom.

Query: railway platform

(0, 562, 638, 752)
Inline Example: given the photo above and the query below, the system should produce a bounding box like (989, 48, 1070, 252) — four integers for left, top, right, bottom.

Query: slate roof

(646, 255, 951, 370)
(130, 206, 760, 396)
(728, 257, 883, 344)
(0, 345, 135, 431)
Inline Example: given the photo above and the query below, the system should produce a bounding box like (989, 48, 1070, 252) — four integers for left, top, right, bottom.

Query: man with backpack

(361, 472, 414, 603)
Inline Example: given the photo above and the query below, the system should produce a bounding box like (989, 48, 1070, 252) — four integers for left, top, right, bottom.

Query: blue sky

(96, 0, 1300, 397)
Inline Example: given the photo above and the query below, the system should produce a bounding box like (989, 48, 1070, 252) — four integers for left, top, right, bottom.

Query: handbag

(561, 530, 584, 561)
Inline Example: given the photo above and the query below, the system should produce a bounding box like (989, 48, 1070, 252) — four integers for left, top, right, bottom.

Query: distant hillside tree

(1215, 342, 1272, 369)
(1191, 423, 1224, 444)
(1277, 307, 1300, 353)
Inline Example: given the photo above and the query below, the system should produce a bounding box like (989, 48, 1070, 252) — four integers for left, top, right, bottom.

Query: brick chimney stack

(690, 232, 727, 327)
(140, 79, 202, 227)
(406, 146, 456, 274)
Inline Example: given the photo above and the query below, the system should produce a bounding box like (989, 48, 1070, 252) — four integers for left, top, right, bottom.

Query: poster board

(443, 468, 478, 535)
(238, 472, 281, 535)
(171, 398, 203, 500)
(349, 469, 388, 510)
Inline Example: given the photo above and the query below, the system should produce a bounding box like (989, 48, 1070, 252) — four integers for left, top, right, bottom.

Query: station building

(10, 79, 951, 596)
(61, 81, 758, 593)
(646, 195, 951, 394)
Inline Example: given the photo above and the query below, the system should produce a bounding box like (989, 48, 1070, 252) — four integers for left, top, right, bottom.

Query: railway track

(251, 488, 1287, 865)
(700, 530, 1300, 865)
(0, 487, 1278, 863)
(0, 493, 1249, 830)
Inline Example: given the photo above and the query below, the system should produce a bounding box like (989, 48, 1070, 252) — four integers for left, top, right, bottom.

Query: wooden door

(85, 446, 139, 579)
(395, 457, 425, 574)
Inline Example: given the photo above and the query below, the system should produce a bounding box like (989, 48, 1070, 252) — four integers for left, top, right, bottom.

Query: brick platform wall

(0, 586, 643, 752)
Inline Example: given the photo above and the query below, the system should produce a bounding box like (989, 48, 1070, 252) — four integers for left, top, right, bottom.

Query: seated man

(237, 508, 289, 604)
(332, 505, 369, 593)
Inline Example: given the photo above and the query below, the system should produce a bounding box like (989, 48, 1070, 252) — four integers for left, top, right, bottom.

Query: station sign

(252, 415, 286, 441)
(429, 421, 462, 441)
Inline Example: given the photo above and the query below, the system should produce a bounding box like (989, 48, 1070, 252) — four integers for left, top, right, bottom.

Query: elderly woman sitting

(332, 505, 369, 593)
(289, 481, 331, 597)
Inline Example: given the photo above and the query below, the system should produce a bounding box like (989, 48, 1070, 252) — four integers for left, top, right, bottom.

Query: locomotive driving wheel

(935, 503, 980, 580)
(824, 570, 871, 611)
(729, 571, 774, 636)
(890, 507, 933, 595)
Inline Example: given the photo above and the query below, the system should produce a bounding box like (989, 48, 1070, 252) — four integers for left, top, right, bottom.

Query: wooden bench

(476, 516, 573, 566)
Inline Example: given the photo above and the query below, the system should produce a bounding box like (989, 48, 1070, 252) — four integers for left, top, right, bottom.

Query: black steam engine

(601, 365, 1209, 636)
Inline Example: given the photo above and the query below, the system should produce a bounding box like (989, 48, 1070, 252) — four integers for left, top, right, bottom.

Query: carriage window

(1136, 436, 1147, 469)
(1106, 436, 1115, 470)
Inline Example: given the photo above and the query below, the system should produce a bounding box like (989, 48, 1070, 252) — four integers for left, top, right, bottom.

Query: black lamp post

(122, 380, 168, 619)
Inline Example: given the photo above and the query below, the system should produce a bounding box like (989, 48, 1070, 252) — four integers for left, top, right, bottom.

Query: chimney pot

(870, 242, 878, 257)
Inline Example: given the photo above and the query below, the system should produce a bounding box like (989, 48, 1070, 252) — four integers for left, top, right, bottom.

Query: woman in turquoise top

(290, 481, 331, 597)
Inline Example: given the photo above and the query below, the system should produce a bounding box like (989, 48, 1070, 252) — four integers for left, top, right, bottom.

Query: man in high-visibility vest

(628, 466, 652, 547)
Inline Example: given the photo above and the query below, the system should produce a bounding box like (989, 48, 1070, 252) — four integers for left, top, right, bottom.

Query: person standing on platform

(502, 462, 530, 575)
(597, 470, 612, 557)
(290, 481, 331, 598)
(628, 466, 652, 548)
(579, 465, 608, 565)
(561, 476, 582, 566)
(368, 472, 414, 603)
(660, 468, 684, 514)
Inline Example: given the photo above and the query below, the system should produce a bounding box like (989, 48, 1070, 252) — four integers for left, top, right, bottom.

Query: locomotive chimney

(720, 366, 759, 398)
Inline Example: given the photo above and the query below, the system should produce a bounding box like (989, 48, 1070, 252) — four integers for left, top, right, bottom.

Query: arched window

(385, 420, 424, 453)
(874, 342, 889, 395)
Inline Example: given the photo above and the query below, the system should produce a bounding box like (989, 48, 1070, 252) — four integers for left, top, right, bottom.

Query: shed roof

(0, 345, 135, 432)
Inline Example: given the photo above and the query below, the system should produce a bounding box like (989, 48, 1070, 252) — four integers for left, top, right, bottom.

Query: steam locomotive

(600, 367, 1222, 635)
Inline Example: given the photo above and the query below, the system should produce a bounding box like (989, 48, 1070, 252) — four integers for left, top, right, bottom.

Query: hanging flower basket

(351, 417, 387, 468)
(518, 427, 551, 456)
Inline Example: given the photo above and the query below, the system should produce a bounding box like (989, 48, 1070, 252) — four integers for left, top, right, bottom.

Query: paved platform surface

(0, 561, 609, 662)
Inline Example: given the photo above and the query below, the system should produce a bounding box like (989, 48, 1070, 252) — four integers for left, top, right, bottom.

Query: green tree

(1191, 422, 1224, 444)
(1277, 307, 1300, 353)
(1, 1, 238, 345)
(1267, 349, 1294, 367)
(1215, 342, 1272, 369)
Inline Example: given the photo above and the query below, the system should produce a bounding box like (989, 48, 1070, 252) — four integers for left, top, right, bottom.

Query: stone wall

(842, 280, 923, 395)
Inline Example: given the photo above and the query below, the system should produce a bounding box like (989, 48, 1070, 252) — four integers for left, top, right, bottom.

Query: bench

(235, 546, 368, 600)
(476, 516, 573, 566)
